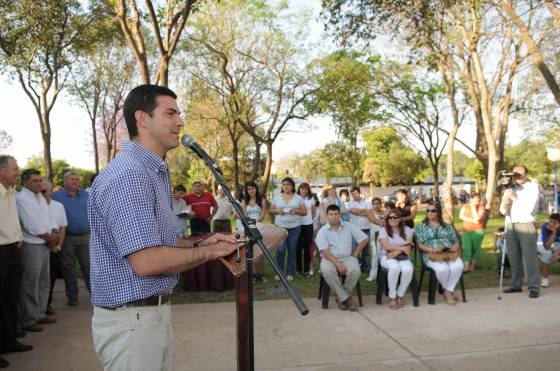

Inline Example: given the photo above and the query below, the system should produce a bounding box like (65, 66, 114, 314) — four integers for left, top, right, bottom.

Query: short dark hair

(280, 177, 295, 193)
(350, 185, 360, 193)
(326, 204, 340, 213)
(339, 189, 349, 197)
(550, 213, 560, 223)
(123, 84, 178, 138)
(0, 155, 15, 168)
(192, 181, 202, 186)
(174, 185, 186, 193)
(21, 168, 41, 183)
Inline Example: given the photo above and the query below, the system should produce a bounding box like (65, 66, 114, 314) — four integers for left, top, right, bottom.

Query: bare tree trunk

(91, 117, 100, 173)
(232, 139, 240, 195)
(249, 135, 261, 183)
(156, 57, 170, 87)
(262, 141, 273, 196)
(545, 0, 560, 29)
(431, 163, 440, 200)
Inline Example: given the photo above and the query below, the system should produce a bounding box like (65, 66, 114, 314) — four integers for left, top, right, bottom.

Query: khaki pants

(320, 256, 361, 302)
(92, 304, 173, 371)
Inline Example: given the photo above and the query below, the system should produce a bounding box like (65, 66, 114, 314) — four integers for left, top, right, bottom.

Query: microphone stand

(193, 146, 309, 371)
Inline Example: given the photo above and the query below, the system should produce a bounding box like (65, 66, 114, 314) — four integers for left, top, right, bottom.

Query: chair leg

(376, 270, 385, 305)
(428, 270, 437, 305)
(410, 271, 419, 307)
(356, 281, 363, 307)
(318, 276, 323, 300)
(321, 283, 330, 309)
(460, 275, 467, 303)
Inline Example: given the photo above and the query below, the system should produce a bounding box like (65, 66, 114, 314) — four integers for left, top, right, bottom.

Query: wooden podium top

(180, 224, 287, 278)
(220, 223, 287, 277)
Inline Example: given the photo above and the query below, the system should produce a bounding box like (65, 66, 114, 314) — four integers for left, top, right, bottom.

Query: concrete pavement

(5, 279, 560, 371)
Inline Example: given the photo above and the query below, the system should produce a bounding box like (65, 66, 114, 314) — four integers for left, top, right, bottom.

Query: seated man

(538, 213, 560, 287)
(315, 204, 368, 311)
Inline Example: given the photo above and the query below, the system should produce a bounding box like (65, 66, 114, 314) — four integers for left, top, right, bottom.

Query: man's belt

(100, 293, 173, 311)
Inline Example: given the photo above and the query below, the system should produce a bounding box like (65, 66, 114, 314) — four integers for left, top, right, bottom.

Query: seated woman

(378, 209, 414, 309)
(415, 202, 464, 305)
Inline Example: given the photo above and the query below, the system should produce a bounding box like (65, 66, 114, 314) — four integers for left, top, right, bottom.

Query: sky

(0, 0, 524, 171)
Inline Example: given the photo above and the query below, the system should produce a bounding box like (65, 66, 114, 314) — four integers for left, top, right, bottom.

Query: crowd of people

(0, 157, 91, 369)
(1, 84, 559, 370)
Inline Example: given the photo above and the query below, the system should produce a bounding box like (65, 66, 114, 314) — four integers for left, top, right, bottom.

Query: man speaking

(88, 84, 236, 370)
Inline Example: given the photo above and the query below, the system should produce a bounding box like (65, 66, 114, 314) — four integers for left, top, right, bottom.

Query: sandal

(451, 292, 459, 302)
(443, 291, 456, 305)
(396, 297, 404, 308)
(389, 298, 399, 310)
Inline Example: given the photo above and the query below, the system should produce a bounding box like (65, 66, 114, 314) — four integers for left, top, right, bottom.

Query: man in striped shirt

(88, 84, 236, 371)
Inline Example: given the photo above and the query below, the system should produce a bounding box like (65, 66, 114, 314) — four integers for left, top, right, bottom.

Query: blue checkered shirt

(88, 141, 177, 308)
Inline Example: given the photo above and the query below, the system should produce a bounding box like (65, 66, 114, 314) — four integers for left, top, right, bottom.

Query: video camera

(497, 171, 522, 189)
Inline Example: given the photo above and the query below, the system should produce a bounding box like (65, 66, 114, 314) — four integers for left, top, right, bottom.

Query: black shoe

(529, 291, 539, 298)
(67, 299, 78, 307)
(503, 288, 522, 293)
(0, 340, 33, 354)
(0, 355, 9, 368)
(15, 331, 26, 338)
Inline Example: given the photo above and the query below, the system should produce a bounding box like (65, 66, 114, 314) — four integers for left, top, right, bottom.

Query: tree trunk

(261, 141, 273, 196)
(91, 117, 100, 173)
(431, 163, 440, 200)
(156, 57, 169, 87)
(249, 135, 260, 183)
(40, 104, 53, 182)
(232, 139, 240, 195)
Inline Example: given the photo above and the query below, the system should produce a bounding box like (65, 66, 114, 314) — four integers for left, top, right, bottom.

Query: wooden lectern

(183, 224, 287, 371)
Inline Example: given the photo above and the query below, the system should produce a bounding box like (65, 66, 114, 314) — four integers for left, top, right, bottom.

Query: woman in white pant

(415, 202, 464, 305)
(379, 209, 414, 310)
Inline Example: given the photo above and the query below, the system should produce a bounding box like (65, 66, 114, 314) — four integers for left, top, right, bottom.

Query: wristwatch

(193, 239, 204, 248)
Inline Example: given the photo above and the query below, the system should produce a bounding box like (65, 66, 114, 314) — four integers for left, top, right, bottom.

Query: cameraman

(499, 165, 541, 298)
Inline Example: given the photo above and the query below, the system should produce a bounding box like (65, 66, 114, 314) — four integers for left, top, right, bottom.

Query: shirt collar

(0, 182, 15, 197)
(123, 140, 169, 174)
(326, 221, 346, 231)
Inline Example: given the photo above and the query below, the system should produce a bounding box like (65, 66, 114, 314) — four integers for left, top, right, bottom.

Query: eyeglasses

(513, 172, 523, 178)
(427, 209, 438, 213)
(387, 215, 400, 220)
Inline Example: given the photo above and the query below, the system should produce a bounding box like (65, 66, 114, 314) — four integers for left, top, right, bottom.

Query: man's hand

(204, 242, 237, 260)
(431, 247, 444, 253)
(336, 263, 347, 275)
(204, 233, 236, 245)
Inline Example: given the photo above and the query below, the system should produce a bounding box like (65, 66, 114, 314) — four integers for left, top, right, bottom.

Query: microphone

(181, 134, 223, 175)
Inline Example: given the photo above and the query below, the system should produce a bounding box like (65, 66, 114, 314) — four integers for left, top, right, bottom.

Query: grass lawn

(172, 211, 554, 304)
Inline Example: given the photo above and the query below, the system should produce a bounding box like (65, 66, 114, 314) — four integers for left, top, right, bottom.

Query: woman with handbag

(415, 202, 464, 305)
(378, 208, 414, 309)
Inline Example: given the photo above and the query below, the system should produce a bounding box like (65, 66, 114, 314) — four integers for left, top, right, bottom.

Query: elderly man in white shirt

(500, 165, 541, 298)
(315, 204, 368, 311)
(42, 180, 68, 316)
(16, 169, 58, 332)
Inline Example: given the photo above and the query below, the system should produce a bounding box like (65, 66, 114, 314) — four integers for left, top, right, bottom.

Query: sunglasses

(427, 209, 438, 213)
(387, 215, 401, 220)
(40, 190, 47, 194)
(513, 172, 523, 178)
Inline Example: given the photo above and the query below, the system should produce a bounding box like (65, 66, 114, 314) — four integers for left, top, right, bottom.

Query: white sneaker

(308, 270, 314, 276)
(365, 273, 375, 282)
(541, 278, 550, 287)
(287, 275, 294, 281)
(274, 275, 280, 281)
